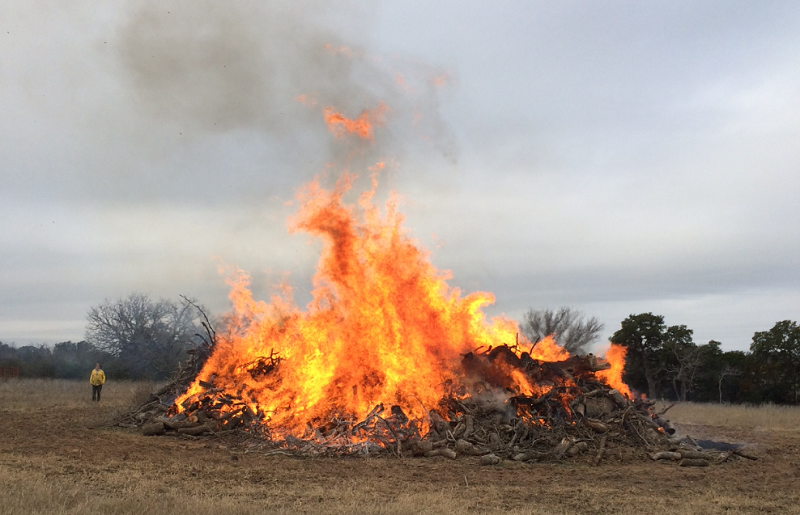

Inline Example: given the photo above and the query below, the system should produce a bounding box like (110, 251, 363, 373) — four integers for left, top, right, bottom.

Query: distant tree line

(3, 298, 798, 405)
(520, 308, 799, 405)
(0, 340, 116, 379)
(609, 313, 799, 404)
(0, 293, 204, 381)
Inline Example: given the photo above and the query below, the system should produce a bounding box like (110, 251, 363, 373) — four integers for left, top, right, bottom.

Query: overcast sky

(2, 0, 798, 352)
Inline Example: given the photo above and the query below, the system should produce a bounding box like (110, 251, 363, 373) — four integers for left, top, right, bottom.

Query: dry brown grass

(1, 380, 798, 515)
(0, 378, 159, 411)
(0, 463, 552, 515)
(657, 401, 800, 431)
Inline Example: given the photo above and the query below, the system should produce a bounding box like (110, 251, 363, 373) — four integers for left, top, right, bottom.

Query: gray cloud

(1, 0, 798, 353)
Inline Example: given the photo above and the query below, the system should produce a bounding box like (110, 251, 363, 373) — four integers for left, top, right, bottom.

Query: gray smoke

(117, 0, 455, 161)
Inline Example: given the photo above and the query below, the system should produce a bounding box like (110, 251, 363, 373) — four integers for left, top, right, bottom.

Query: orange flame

(596, 343, 631, 398)
(323, 103, 389, 141)
(529, 335, 570, 362)
(177, 172, 525, 436)
(175, 96, 632, 437)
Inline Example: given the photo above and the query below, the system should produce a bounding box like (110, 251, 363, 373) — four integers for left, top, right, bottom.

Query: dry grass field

(657, 400, 800, 430)
(2, 380, 799, 515)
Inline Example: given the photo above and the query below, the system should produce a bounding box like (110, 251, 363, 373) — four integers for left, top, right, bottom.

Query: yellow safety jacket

(90, 369, 106, 386)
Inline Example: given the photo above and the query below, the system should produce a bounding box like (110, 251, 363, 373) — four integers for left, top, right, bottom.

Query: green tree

(749, 320, 800, 404)
(692, 343, 747, 403)
(51, 341, 115, 379)
(668, 339, 744, 403)
(609, 313, 666, 398)
(0, 341, 22, 372)
(14, 345, 56, 378)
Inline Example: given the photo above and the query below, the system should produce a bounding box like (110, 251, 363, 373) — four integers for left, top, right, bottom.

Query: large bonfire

(122, 103, 727, 465)
(175, 168, 629, 438)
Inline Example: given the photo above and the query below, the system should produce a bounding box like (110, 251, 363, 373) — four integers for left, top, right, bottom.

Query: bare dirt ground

(1, 381, 799, 514)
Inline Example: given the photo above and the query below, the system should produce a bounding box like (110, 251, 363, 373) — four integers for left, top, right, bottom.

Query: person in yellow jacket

(90, 363, 105, 402)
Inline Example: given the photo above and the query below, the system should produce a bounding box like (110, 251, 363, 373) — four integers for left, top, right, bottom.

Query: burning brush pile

(125, 338, 682, 465)
(119, 170, 688, 465)
(118, 108, 749, 467)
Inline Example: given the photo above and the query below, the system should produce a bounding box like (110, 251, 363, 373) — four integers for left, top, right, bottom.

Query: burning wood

(119, 340, 740, 465)
(116, 174, 751, 466)
(118, 330, 755, 466)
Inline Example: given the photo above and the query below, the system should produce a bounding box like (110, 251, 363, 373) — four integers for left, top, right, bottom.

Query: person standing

(90, 363, 105, 402)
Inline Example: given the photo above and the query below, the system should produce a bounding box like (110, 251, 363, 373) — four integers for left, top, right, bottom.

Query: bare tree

(85, 293, 201, 379)
(520, 307, 604, 355)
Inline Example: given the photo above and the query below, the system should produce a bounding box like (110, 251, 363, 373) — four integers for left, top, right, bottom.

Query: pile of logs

(650, 446, 758, 467)
(119, 342, 755, 466)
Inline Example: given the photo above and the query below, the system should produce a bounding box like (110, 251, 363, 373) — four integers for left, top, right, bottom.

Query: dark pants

(92, 384, 102, 402)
